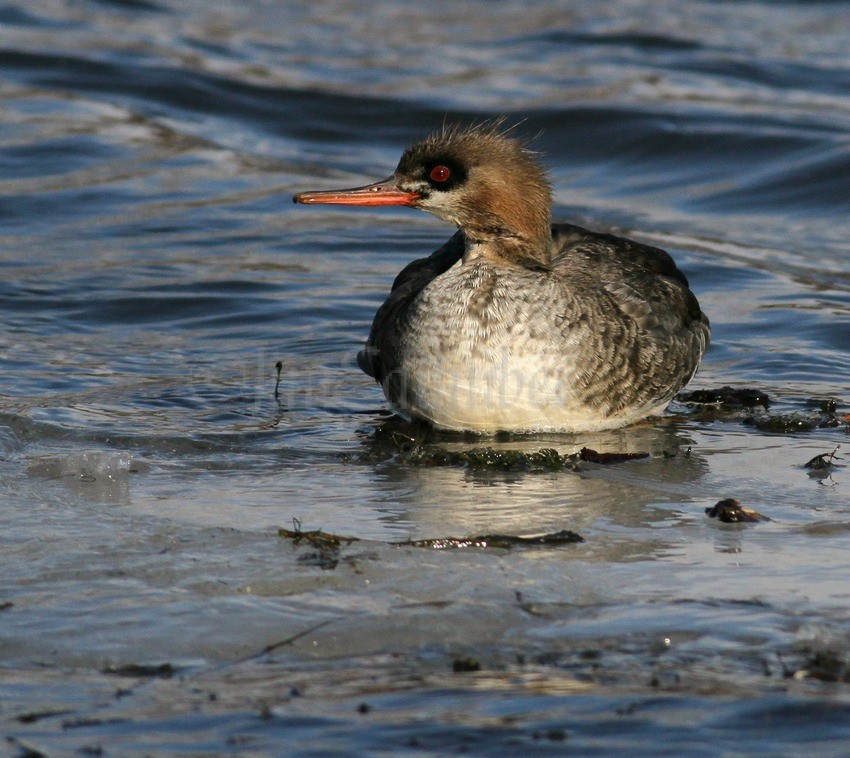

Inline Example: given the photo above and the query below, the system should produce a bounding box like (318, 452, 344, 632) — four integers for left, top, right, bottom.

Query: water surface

(2, 1, 850, 754)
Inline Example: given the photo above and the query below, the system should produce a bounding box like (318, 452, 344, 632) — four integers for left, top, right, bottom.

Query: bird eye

(429, 165, 451, 183)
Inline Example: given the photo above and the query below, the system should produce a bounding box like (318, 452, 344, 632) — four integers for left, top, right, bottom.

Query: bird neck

(456, 177, 554, 266)
(462, 227, 554, 270)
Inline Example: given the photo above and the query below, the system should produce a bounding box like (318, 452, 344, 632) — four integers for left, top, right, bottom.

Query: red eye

(429, 165, 451, 183)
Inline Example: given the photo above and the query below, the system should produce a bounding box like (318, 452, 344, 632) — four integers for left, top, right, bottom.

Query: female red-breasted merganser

(294, 123, 710, 433)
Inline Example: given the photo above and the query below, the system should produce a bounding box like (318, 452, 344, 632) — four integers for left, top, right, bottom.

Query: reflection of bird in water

(295, 123, 710, 433)
(366, 423, 707, 537)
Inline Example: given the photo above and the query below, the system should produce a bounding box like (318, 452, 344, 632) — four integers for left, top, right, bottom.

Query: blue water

(2, 1, 850, 755)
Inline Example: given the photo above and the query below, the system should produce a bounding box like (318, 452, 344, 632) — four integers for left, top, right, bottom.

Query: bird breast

(391, 259, 623, 431)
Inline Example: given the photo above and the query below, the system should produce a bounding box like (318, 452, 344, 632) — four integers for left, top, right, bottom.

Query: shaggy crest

(397, 121, 553, 254)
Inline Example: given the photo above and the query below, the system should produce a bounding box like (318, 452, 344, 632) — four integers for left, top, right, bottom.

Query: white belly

(386, 262, 666, 433)
(396, 351, 666, 432)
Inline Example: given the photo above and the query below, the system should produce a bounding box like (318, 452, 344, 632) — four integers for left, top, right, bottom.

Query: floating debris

(804, 446, 843, 485)
(705, 498, 770, 523)
(678, 386, 770, 409)
(744, 411, 842, 433)
(677, 387, 848, 432)
(804, 446, 842, 472)
(101, 663, 176, 678)
(357, 418, 650, 470)
(813, 399, 839, 414)
(400, 530, 584, 550)
(578, 447, 649, 464)
(278, 521, 584, 556)
(16, 709, 74, 724)
(532, 729, 568, 742)
(61, 716, 128, 730)
(278, 522, 360, 548)
(259, 620, 336, 657)
(394, 445, 648, 471)
(273, 360, 283, 399)
(452, 657, 481, 672)
(787, 649, 850, 683)
(278, 519, 359, 570)
(395, 445, 576, 471)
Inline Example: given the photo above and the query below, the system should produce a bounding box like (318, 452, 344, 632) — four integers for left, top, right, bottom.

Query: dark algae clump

(577, 447, 649, 464)
(394, 445, 648, 470)
(706, 498, 770, 523)
(745, 412, 843, 433)
(397, 445, 574, 471)
(278, 522, 584, 556)
(403, 530, 584, 549)
(356, 417, 650, 470)
(678, 388, 848, 433)
(452, 657, 482, 672)
(786, 649, 850, 683)
(101, 663, 177, 678)
(678, 386, 770, 409)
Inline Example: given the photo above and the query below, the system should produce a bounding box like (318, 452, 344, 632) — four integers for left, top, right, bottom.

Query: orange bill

(294, 177, 419, 206)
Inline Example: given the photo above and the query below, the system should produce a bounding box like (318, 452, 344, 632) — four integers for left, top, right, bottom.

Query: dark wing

(357, 231, 465, 382)
(550, 223, 710, 406)
(551, 222, 707, 332)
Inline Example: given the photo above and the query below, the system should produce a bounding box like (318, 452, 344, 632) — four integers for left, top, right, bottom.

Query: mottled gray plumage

(297, 123, 710, 432)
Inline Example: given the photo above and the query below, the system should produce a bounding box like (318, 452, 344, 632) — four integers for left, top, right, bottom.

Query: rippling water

(2, 1, 850, 754)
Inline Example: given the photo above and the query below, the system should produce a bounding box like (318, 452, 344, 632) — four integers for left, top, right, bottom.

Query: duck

(294, 122, 710, 433)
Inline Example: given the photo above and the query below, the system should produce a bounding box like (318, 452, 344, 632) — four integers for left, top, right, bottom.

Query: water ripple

(1, 2, 850, 753)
